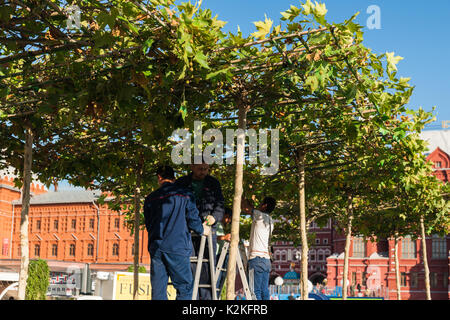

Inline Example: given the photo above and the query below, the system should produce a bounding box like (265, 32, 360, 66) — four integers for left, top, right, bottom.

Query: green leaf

(251, 15, 273, 40)
(142, 39, 154, 54)
(305, 75, 319, 92)
(313, 2, 328, 17)
(179, 102, 187, 121)
(194, 51, 210, 69)
(301, 0, 314, 16)
(206, 67, 230, 80)
(280, 5, 301, 21)
(386, 52, 404, 74)
(127, 22, 139, 34)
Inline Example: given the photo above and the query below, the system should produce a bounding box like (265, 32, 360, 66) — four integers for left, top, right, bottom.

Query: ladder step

(190, 258, 210, 263)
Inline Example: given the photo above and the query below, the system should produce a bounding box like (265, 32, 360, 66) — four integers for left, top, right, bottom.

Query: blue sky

(201, 0, 450, 130)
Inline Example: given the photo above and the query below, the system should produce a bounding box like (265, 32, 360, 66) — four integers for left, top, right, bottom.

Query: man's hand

(205, 215, 216, 226)
(218, 233, 231, 242)
(202, 223, 211, 236)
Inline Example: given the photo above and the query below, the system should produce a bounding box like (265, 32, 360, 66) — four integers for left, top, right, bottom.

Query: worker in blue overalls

(144, 165, 211, 300)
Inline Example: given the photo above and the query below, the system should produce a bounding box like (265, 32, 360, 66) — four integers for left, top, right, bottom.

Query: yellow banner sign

(113, 272, 176, 300)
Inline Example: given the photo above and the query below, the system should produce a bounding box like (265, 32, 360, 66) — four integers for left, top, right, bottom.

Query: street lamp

(274, 276, 283, 295)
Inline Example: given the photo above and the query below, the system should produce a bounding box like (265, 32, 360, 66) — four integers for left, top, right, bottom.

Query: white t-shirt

(248, 209, 273, 260)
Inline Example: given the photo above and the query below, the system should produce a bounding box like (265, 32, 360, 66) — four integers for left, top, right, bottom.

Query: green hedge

(127, 265, 147, 273)
(25, 259, 50, 300)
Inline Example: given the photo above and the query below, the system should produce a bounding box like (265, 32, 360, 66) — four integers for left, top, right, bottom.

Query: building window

(112, 243, 119, 256)
(87, 244, 94, 256)
(400, 273, 407, 287)
(71, 219, 76, 230)
(431, 235, 447, 259)
(69, 244, 76, 256)
(275, 251, 281, 262)
(351, 272, 357, 285)
(89, 218, 95, 230)
(309, 251, 316, 262)
(353, 236, 366, 258)
(54, 219, 59, 230)
(34, 244, 40, 257)
(315, 238, 320, 245)
(114, 218, 120, 230)
(36, 220, 41, 231)
(323, 238, 328, 245)
(401, 236, 416, 259)
(318, 253, 324, 261)
(52, 244, 58, 256)
(410, 272, 418, 288)
(430, 272, 438, 288)
(435, 161, 442, 168)
(443, 273, 448, 289)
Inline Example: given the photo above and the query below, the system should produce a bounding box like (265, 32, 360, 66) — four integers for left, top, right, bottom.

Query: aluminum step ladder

(214, 240, 255, 300)
(191, 232, 218, 300)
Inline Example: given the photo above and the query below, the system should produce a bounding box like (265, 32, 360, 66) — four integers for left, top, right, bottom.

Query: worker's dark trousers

(150, 249, 193, 300)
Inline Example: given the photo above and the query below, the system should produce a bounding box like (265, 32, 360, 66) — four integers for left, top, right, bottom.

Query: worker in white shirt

(241, 196, 276, 300)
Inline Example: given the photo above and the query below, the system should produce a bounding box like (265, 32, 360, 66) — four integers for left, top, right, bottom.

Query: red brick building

(0, 169, 150, 273)
(271, 219, 333, 285)
(326, 130, 450, 300)
(270, 130, 449, 300)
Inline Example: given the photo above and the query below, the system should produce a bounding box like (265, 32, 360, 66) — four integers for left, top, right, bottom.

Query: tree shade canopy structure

(0, 0, 447, 300)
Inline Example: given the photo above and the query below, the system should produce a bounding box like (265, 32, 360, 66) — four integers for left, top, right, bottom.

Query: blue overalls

(144, 182, 203, 300)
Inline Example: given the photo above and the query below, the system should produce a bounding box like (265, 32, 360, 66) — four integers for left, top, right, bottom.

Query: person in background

(144, 165, 210, 300)
(241, 196, 277, 300)
(175, 160, 225, 300)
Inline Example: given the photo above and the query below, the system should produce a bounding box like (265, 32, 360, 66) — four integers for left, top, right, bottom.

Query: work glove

(205, 215, 216, 226)
(202, 223, 211, 236)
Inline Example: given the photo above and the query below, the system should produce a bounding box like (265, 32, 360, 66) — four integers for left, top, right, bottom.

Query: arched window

(112, 243, 119, 256)
(309, 249, 316, 262)
(52, 244, 58, 256)
(401, 236, 416, 259)
(353, 236, 366, 258)
(432, 235, 447, 259)
(34, 244, 40, 257)
(87, 244, 94, 256)
(317, 249, 324, 261)
(69, 244, 76, 256)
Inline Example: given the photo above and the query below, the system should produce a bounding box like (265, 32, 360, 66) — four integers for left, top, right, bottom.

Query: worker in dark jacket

(175, 162, 225, 300)
(144, 165, 210, 300)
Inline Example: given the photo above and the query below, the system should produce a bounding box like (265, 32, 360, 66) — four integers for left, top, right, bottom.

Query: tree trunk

(394, 234, 401, 300)
(420, 216, 431, 300)
(226, 104, 247, 300)
(296, 149, 309, 300)
(342, 194, 353, 300)
(18, 127, 33, 300)
(133, 164, 143, 300)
